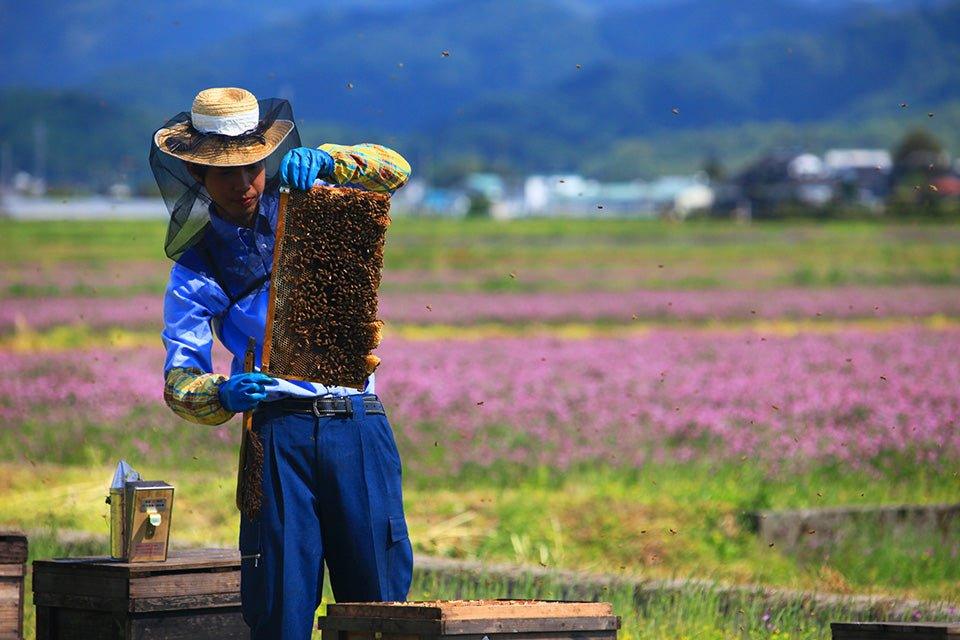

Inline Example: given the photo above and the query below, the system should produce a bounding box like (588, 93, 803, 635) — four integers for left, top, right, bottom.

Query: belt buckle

(311, 394, 335, 418)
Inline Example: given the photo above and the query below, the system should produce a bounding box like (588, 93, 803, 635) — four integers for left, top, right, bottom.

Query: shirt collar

(206, 195, 275, 241)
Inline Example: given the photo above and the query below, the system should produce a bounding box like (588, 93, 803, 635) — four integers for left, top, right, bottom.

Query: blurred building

(729, 148, 893, 218)
(522, 173, 712, 218)
(824, 148, 892, 207)
(0, 192, 166, 220)
(464, 173, 524, 219)
(421, 188, 471, 217)
(735, 151, 832, 217)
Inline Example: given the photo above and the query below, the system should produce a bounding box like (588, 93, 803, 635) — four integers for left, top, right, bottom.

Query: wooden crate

(832, 622, 960, 639)
(0, 532, 27, 640)
(318, 599, 621, 640)
(33, 548, 246, 640)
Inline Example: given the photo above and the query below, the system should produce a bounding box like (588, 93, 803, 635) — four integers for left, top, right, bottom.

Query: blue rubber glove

(218, 372, 277, 412)
(279, 147, 335, 191)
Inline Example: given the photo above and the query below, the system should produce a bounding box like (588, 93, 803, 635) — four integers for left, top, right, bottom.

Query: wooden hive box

(0, 532, 27, 640)
(318, 599, 620, 640)
(832, 622, 960, 639)
(33, 548, 246, 640)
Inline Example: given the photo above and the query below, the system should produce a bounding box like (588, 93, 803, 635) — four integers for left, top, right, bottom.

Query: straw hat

(154, 87, 294, 166)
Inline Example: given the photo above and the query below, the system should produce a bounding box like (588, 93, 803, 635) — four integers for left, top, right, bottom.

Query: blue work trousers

(239, 394, 414, 639)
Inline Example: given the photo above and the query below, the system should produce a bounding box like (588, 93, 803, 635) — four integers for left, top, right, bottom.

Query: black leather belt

(258, 394, 384, 418)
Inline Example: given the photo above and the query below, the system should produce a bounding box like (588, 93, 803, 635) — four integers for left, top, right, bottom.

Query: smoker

(106, 461, 174, 563)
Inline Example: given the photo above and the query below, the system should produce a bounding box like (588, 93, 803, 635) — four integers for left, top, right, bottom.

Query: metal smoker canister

(108, 487, 125, 560)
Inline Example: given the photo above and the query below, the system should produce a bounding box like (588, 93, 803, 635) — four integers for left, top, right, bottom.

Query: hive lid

(327, 600, 614, 620)
(319, 600, 620, 636)
(33, 548, 239, 576)
(831, 622, 960, 637)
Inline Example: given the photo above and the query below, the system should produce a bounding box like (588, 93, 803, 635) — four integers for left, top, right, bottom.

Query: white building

(824, 149, 892, 173)
(523, 174, 713, 218)
(0, 193, 166, 220)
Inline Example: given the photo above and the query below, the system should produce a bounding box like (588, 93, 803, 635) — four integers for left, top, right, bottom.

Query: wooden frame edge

(261, 186, 289, 374)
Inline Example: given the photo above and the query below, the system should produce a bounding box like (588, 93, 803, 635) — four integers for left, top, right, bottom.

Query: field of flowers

(3, 327, 959, 476)
(6, 285, 960, 329)
(2, 217, 960, 638)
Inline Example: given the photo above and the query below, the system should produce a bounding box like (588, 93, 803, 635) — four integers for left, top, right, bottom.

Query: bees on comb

(265, 185, 392, 389)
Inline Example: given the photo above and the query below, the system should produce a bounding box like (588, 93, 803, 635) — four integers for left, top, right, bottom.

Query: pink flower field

(2, 326, 957, 474)
(3, 285, 960, 331)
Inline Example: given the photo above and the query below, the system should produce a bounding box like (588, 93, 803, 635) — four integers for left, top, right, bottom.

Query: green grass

(2, 457, 958, 603)
(5, 219, 960, 292)
(792, 521, 960, 592)
(407, 569, 948, 640)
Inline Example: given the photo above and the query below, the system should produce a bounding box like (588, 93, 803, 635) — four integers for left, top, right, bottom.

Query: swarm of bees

(265, 186, 392, 389)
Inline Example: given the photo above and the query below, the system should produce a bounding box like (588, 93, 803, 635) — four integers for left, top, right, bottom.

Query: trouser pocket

(386, 514, 414, 601)
(239, 511, 265, 625)
(367, 414, 413, 600)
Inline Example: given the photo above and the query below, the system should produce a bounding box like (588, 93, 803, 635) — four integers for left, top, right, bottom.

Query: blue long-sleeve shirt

(162, 143, 410, 425)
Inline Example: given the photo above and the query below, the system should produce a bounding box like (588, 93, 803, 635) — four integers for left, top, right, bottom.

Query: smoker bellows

(263, 185, 391, 389)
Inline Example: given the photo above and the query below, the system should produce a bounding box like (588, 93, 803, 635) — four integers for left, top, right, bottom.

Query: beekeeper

(150, 87, 413, 640)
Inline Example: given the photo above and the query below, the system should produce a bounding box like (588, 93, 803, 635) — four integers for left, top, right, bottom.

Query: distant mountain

(0, 89, 157, 187)
(418, 0, 960, 170)
(2, 0, 949, 89)
(80, 0, 902, 131)
(1, 0, 959, 185)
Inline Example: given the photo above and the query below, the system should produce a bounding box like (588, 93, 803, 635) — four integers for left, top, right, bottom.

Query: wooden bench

(832, 622, 960, 639)
(318, 600, 621, 640)
(0, 532, 27, 640)
(33, 548, 246, 640)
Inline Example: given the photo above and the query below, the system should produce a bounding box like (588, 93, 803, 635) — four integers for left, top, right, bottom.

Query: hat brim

(154, 120, 295, 167)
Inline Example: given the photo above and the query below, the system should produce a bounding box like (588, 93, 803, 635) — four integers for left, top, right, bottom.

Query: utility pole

(33, 120, 47, 195)
(0, 142, 11, 193)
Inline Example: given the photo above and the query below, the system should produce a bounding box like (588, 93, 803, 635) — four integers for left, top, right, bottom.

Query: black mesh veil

(149, 98, 301, 261)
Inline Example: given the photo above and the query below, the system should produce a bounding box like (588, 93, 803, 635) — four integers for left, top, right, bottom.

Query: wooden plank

(128, 570, 240, 599)
(342, 633, 422, 640)
(33, 548, 239, 578)
(317, 615, 442, 635)
(327, 600, 614, 621)
(443, 616, 620, 635)
(318, 614, 621, 636)
(328, 603, 445, 621)
(35, 605, 52, 640)
(832, 634, 955, 640)
(128, 608, 247, 640)
(329, 603, 443, 621)
(34, 589, 242, 614)
(130, 592, 242, 613)
(440, 632, 618, 640)
(0, 601, 21, 640)
(33, 570, 128, 602)
(332, 633, 617, 640)
(33, 591, 131, 614)
(0, 533, 27, 565)
(833, 622, 960, 631)
(831, 622, 960, 638)
(35, 604, 246, 638)
(40, 607, 121, 640)
(0, 570, 25, 639)
(0, 578, 20, 600)
(441, 603, 614, 621)
(35, 573, 241, 612)
(33, 562, 125, 582)
(0, 565, 24, 578)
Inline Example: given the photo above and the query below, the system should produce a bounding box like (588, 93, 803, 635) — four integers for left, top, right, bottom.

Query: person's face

(194, 161, 266, 223)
